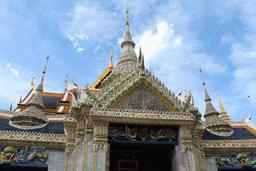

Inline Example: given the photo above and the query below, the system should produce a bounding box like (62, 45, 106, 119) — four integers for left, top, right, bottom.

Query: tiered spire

(10, 55, 49, 129)
(199, 68, 219, 117)
(113, 8, 137, 74)
(216, 88, 232, 122)
(199, 68, 233, 136)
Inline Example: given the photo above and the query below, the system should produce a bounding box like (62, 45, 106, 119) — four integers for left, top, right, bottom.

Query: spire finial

(139, 47, 142, 61)
(39, 55, 49, 90)
(10, 103, 12, 111)
(108, 48, 114, 70)
(125, 8, 129, 31)
(215, 88, 225, 113)
(31, 77, 35, 89)
(199, 67, 211, 101)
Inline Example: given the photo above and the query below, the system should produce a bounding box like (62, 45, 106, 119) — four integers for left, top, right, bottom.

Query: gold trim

(184, 151, 189, 171)
(103, 149, 106, 171)
(203, 156, 208, 171)
(91, 67, 113, 89)
(64, 153, 68, 171)
(83, 142, 88, 171)
(0, 138, 66, 143)
(198, 147, 203, 171)
(72, 144, 78, 171)
(191, 150, 197, 171)
(93, 151, 97, 171)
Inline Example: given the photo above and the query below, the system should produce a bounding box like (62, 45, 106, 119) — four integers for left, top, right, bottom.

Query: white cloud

(78, 34, 88, 40)
(6, 63, 19, 77)
(73, 41, 79, 48)
(221, 33, 236, 44)
(76, 47, 84, 53)
(94, 45, 101, 53)
(62, 1, 119, 43)
(97, 69, 102, 73)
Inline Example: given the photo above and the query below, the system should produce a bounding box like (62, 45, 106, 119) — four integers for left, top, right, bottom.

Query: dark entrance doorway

(110, 143, 172, 171)
(0, 165, 48, 171)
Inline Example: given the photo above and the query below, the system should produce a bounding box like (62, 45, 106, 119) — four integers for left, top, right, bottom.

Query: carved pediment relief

(116, 87, 170, 112)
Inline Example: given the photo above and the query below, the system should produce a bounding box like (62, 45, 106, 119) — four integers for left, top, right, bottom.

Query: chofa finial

(65, 74, 68, 84)
(109, 48, 114, 70)
(31, 77, 35, 89)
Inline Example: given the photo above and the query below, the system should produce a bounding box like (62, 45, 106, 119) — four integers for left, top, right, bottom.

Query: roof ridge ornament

(31, 77, 35, 89)
(108, 48, 114, 70)
(246, 111, 251, 121)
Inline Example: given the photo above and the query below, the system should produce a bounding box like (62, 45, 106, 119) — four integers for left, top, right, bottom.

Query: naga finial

(246, 111, 251, 121)
(184, 90, 187, 99)
(31, 77, 35, 89)
(65, 74, 68, 83)
(177, 87, 182, 96)
(19, 95, 22, 103)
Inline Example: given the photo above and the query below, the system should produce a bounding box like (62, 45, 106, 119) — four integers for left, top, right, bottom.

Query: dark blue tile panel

(42, 96, 61, 108)
(202, 128, 256, 140)
(0, 118, 65, 134)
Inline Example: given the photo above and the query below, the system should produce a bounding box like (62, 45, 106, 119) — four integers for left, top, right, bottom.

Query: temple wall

(172, 130, 187, 171)
(46, 149, 65, 171)
(75, 141, 84, 171)
(85, 139, 93, 171)
(96, 148, 105, 171)
(205, 156, 218, 171)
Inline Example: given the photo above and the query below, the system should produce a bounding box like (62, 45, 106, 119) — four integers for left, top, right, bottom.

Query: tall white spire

(113, 8, 137, 74)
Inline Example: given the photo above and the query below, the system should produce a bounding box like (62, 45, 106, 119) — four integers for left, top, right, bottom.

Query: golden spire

(108, 48, 114, 70)
(31, 77, 35, 89)
(215, 87, 232, 122)
(215, 88, 225, 113)
(65, 74, 68, 83)
(19, 95, 22, 103)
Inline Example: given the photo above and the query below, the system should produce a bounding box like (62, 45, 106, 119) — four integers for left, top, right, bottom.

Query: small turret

(10, 55, 49, 129)
(199, 68, 233, 136)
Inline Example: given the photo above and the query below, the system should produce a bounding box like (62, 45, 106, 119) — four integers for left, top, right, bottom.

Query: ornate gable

(94, 65, 193, 114)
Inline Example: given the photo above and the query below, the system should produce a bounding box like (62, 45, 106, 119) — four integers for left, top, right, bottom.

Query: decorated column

(63, 116, 77, 171)
(92, 121, 109, 171)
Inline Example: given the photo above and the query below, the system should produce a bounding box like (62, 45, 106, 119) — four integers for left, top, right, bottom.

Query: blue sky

(0, 0, 256, 123)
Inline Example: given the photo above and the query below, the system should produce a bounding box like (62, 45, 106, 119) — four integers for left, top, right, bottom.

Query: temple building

(1, 8, 256, 171)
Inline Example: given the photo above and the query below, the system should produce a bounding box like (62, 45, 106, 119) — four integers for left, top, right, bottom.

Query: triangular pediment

(116, 87, 170, 111)
(107, 78, 177, 112)
(95, 67, 192, 113)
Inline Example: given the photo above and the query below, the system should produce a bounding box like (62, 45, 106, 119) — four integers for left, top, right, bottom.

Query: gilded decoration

(0, 146, 48, 166)
(216, 153, 256, 169)
(108, 125, 177, 142)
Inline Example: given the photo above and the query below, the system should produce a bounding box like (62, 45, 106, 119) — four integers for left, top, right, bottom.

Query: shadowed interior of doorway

(110, 143, 173, 171)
